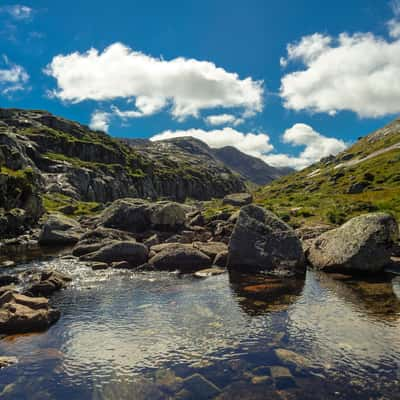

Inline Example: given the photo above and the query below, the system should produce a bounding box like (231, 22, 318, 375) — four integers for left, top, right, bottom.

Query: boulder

(223, 193, 253, 207)
(149, 244, 212, 272)
(193, 241, 228, 258)
(38, 214, 83, 245)
(148, 201, 186, 230)
(99, 198, 150, 233)
(99, 198, 187, 233)
(72, 227, 134, 257)
(27, 270, 72, 296)
(0, 291, 60, 334)
(227, 205, 305, 273)
(307, 212, 399, 273)
(80, 241, 148, 267)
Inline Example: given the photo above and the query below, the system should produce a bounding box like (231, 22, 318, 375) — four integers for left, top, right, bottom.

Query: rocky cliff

(0, 108, 246, 236)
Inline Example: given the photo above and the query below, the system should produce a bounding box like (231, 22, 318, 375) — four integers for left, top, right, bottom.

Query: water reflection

(229, 271, 305, 316)
(315, 272, 400, 319)
(1, 259, 400, 399)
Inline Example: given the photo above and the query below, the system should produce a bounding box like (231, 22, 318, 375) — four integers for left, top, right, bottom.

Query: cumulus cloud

(89, 111, 111, 132)
(151, 127, 274, 156)
(280, 24, 400, 117)
(263, 123, 347, 169)
(205, 113, 244, 126)
(0, 55, 29, 95)
(0, 4, 32, 20)
(45, 42, 263, 121)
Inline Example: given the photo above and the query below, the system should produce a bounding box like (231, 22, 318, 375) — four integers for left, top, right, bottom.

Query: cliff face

(0, 108, 246, 235)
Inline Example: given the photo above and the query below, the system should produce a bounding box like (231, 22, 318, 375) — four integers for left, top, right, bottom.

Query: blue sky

(1, 0, 399, 169)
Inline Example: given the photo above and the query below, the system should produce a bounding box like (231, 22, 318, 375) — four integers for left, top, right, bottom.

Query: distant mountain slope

(124, 136, 292, 185)
(213, 146, 293, 185)
(254, 117, 400, 226)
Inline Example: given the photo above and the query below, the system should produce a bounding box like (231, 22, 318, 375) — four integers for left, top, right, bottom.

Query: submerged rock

(181, 373, 221, 399)
(38, 213, 83, 245)
(307, 212, 399, 273)
(0, 356, 18, 368)
(80, 240, 148, 267)
(0, 291, 60, 334)
(274, 348, 312, 370)
(149, 244, 211, 272)
(227, 205, 305, 273)
(194, 267, 226, 278)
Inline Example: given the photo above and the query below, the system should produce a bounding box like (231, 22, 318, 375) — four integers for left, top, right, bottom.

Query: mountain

(212, 146, 293, 185)
(254, 117, 400, 227)
(123, 136, 292, 185)
(0, 108, 245, 235)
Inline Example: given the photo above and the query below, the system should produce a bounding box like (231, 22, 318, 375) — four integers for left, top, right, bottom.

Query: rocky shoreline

(0, 192, 399, 341)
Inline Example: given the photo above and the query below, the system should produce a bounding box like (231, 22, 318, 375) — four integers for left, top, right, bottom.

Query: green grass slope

(254, 118, 400, 227)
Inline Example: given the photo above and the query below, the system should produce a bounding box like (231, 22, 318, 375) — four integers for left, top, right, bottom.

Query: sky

(1, 0, 400, 170)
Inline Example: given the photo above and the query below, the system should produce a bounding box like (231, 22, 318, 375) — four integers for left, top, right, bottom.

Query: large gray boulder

(149, 244, 212, 272)
(80, 241, 148, 267)
(307, 212, 399, 273)
(148, 201, 186, 229)
(38, 213, 83, 245)
(98, 198, 187, 233)
(98, 198, 150, 233)
(227, 205, 305, 273)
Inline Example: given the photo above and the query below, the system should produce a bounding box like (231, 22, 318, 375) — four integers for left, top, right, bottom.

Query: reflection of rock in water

(315, 272, 400, 319)
(228, 271, 305, 316)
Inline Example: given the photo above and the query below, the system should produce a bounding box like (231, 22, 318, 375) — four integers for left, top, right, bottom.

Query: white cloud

(89, 111, 111, 132)
(280, 26, 400, 117)
(388, 19, 400, 38)
(45, 42, 264, 121)
(0, 5, 32, 20)
(263, 123, 347, 169)
(151, 127, 273, 156)
(281, 33, 332, 66)
(205, 113, 244, 126)
(0, 55, 29, 94)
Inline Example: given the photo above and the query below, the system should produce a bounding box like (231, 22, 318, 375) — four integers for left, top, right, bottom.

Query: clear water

(1, 256, 400, 399)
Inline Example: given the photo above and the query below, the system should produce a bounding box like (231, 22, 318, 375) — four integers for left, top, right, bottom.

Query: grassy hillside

(254, 118, 400, 227)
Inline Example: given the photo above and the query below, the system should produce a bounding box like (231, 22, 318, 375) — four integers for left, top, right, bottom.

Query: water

(1, 256, 400, 399)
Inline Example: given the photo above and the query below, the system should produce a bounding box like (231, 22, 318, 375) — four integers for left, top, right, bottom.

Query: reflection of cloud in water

(286, 271, 400, 381)
(59, 273, 276, 377)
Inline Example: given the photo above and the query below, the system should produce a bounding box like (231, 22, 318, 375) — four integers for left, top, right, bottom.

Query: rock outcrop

(38, 213, 83, 245)
(98, 198, 187, 233)
(80, 241, 148, 267)
(149, 244, 212, 272)
(227, 205, 305, 273)
(222, 193, 253, 207)
(0, 291, 60, 334)
(307, 212, 399, 273)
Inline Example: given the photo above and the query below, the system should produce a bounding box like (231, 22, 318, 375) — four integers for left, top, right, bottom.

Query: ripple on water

(0, 257, 400, 399)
